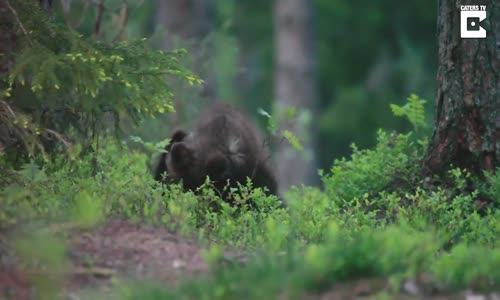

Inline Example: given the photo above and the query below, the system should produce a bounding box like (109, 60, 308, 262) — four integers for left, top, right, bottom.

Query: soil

(0, 218, 209, 300)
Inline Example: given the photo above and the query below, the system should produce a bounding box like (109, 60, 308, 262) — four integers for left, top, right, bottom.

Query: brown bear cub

(154, 103, 283, 208)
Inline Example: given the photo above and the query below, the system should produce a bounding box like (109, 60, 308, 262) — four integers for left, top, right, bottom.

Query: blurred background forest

(50, 0, 437, 185)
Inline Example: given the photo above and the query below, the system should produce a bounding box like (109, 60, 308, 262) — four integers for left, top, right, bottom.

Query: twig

(250, 133, 281, 181)
(0, 101, 17, 119)
(26, 266, 115, 279)
(277, 135, 286, 147)
(72, 266, 115, 278)
(5, 0, 29, 37)
(44, 128, 71, 148)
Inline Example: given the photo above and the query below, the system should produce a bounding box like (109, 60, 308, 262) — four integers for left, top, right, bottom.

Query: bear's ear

(206, 153, 229, 179)
(169, 142, 193, 171)
(165, 129, 187, 150)
(171, 129, 187, 144)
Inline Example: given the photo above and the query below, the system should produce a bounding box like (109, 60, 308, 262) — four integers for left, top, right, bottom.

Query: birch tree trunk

(274, 0, 319, 193)
(424, 0, 499, 175)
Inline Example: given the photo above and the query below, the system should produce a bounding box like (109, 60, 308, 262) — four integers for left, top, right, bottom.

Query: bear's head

(163, 128, 250, 197)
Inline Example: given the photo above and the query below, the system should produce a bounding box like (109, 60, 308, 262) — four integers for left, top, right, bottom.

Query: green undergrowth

(1, 122, 499, 298)
(122, 226, 499, 300)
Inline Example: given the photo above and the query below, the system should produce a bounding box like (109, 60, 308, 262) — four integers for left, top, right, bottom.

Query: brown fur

(154, 103, 282, 206)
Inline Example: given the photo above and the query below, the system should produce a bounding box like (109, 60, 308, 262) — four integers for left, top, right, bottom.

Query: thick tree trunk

(425, 0, 499, 175)
(274, 0, 319, 193)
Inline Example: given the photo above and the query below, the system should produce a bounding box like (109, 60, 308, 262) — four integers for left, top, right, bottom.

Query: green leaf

(282, 130, 303, 151)
(72, 191, 104, 228)
(390, 104, 405, 116)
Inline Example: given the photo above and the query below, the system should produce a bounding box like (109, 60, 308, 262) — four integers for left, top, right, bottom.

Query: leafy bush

(322, 129, 418, 209)
(390, 93, 428, 134)
(0, 139, 165, 226)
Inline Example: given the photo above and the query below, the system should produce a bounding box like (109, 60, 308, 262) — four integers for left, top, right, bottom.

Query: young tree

(0, 0, 196, 162)
(424, 0, 499, 175)
(274, 0, 319, 193)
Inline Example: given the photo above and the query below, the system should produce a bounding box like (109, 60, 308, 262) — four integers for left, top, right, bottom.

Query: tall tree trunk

(274, 0, 319, 193)
(424, 0, 499, 175)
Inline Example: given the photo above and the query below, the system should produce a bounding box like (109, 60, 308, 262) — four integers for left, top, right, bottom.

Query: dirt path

(70, 218, 209, 282)
(1, 218, 210, 300)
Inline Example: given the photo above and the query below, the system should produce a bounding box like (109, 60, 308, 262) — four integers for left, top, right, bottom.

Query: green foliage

(15, 229, 68, 300)
(0, 0, 200, 162)
(71, 190, 104, 228)
(390, 94, 428, 134)
(483, 168, 500, 201)
(257, 107, 277, 135)
(129, 135, 170, 154)
(322, 129, 417, 208)
(120, 227, 497, 300)
(432, 244, 500, 290)
(0, 139, 155, 226)
(2, 129, 497, 248)
(282, 130, 303, 151)
(258, 106, 304, 152)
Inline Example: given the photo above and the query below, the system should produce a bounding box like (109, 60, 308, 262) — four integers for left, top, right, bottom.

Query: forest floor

(1, 218, 208, 300)
(1, 219, 498, 300)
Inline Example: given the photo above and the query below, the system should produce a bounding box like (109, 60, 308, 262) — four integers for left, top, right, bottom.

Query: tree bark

(274, 0, 319, 193)
(425, 0, 499, 175)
